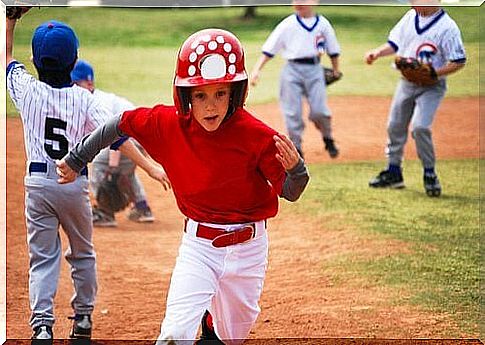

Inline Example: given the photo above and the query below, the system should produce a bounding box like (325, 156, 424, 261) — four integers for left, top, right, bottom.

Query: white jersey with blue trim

(261, 13, 340, 60)
(93, 89, 134, 118)
(6, 61, 110, 165)
(388, 9, 466, 70)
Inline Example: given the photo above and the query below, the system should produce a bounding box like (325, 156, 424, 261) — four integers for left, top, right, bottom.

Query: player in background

(56, 28, 310, 344)
(365, 0, 466, 197)
(71, 60, 160, 227)
(250, 0, 341, 159)
(6, 15, 167, 343)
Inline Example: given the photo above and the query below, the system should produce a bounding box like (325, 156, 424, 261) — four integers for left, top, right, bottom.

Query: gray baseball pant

(386, 79, 446, 169)
(279, 62, 333, 152)
(25, 163, 97, 329)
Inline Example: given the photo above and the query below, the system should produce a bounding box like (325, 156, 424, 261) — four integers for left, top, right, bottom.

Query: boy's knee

(308, 112, 328, 122)
(411, 126, 431, 139)
(387, 121, 408, 135)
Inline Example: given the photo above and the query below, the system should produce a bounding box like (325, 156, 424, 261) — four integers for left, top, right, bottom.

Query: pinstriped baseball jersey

(261, 14, 340, 59)
(6, 61, 109, 164)
(388, 9, 466, 70)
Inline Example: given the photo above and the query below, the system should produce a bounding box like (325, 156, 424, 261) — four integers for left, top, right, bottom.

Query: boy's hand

(6, 7, 31, 20)
(56, 159, 78, 184)
(274, 134, 300, 171)
(147, 165, 172, 191)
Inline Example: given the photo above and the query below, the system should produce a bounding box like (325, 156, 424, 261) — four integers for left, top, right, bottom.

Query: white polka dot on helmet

(173, 28, 248, 116)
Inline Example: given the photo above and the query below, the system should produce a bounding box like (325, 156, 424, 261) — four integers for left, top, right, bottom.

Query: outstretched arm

(56, 114, 124, 183)
(5, 18, 16, 69)
(364, 43, 395, 65)
(4, 8, 30, 69)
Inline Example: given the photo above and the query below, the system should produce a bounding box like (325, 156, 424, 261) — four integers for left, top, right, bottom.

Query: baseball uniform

(6, 20, 110, 334)
(369, 8, 466, 196)
(387, 8, 466, 168)
(261, 12, 341, 157)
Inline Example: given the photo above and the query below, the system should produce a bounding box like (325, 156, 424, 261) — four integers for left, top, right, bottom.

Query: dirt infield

(3, 340, 484, 345)
(6, 96, 480, 340)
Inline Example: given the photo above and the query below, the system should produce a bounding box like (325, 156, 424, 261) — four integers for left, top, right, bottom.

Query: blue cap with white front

(32, 20, 79, 71)
(71, 60, 95, 82)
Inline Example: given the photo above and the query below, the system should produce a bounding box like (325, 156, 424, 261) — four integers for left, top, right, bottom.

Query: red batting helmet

(173, 28, 248, 116)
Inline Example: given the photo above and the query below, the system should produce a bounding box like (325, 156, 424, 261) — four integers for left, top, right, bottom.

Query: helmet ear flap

(176, 87, 191, 116)
(230, 80, 248, 110)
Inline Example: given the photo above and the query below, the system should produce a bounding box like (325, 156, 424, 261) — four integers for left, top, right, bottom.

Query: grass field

(5, 5, 480, 114)
(293, 159, 480, 334)
(3, 5, 481, 337)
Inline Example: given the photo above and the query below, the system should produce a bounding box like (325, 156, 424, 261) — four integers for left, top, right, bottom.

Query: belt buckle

(211, 224, 255, 248)
(237, 224, 255, 245)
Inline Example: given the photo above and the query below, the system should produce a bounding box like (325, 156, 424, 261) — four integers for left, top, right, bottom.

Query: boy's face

(412, 0, 440, 14)
(293, 0, 317, 17)
(190, 83, 231, 132)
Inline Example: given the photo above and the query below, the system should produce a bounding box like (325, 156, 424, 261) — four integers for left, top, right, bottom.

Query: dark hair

(176, 80, 248, 119)
(35, 58, 76, 88)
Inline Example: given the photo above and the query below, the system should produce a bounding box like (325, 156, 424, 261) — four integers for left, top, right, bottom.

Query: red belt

(184, 220, 256, 248)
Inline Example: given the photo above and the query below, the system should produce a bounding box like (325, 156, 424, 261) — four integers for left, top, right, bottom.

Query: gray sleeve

(281, 159, 310, 202)
(65, 114, 125, 173)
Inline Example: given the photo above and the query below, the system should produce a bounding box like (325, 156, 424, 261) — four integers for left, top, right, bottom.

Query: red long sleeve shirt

(119, 105, 286, 224)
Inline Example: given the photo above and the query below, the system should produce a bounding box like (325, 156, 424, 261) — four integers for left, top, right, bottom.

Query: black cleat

(424, 174, 441, 197)
(69, 314, 92, 339)
(195, 311, 224, 344)
(369, 170, 405, 189)
(31, 325, 53, 345)
(324, 137, 339, 158)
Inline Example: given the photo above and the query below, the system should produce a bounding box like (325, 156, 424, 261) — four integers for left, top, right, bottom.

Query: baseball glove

(394, 56, 438, 87)
(323, 67, 343, 86)
(6, 6, 30, 20)
(96, 172, 134, 213)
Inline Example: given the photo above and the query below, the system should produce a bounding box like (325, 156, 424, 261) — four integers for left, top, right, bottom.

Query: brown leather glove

(395, 56, 438, 87)
(323, 67, 343, 86)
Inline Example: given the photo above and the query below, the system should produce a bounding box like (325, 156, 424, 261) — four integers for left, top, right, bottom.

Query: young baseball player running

(57, 28, 310, 344)
(71, 60, 159, 227)
(250, 0, 341, 159)
(6, 14, 167, 343)
(365, 0, 466, 197)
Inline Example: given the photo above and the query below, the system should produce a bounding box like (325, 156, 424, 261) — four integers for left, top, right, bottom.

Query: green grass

(6, 6, 479, 115)
(288, 159, 480, 335)
(10, 6, 480, 47)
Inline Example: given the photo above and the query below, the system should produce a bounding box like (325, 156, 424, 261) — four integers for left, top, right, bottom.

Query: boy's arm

(329, 55, 340, 76)
(5, 8, 30, 69)
(250, 54, 272, 87)
(118, 140, 171, 190)
(5, 18, 16, 68)
(281, 159, 309, 202)
(274, 134, 309, 202)
(364, 43, 396, 65)
(57, 115, 124, 183)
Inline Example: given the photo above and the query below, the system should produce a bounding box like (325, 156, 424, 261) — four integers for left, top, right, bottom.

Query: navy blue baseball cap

(71, 60, 95, 82)
(32, 20, 79, 71)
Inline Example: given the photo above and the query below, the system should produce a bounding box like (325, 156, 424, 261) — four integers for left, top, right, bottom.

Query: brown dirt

(6, 96, 480, 340)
